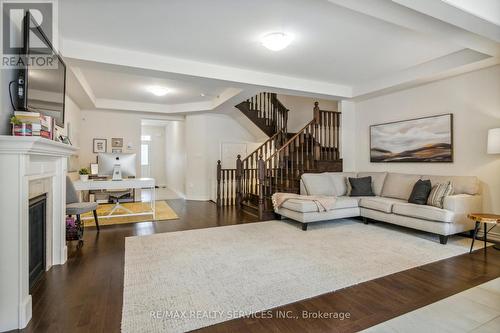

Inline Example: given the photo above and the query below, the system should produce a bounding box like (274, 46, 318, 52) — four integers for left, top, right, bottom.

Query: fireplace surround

(0, 136, 78, 331)
(29, 194, 47, 291)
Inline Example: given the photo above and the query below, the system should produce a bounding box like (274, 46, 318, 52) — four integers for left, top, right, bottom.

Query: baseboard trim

(476, 230, 500, 242)
(169, 188, 186, 199)
(185, 195, 211, 201)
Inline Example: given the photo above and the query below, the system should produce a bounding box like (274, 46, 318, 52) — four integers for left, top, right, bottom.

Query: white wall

(355, 66, 500, 216)
(79, 109, 150, 178)
(339, 100, 356, 171)
(0, 70, 17, 135)
(185, 113, 260, 201)
(62, 96, 82, 171)
(141, 125, 167, 185)
(277, 94, 338, 132)
(165, 121, 186, 197)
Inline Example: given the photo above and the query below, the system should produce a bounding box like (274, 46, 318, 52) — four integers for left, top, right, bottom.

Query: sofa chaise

(274, 172, 481, 244)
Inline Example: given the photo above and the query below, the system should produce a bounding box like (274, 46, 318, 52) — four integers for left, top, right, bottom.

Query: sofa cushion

(408, 179, 432, 205)
(281, 196, 359, 213)
(357, 172, 387, 196)
(349, 176, 375, 196)
(359, 196, 405, 213)
(392, 202, 454, 223)
(301, 173, 335, 196)
(325, 172, 357, 196)
(381, 173, 421, 200)
(422, 175, 480, 195)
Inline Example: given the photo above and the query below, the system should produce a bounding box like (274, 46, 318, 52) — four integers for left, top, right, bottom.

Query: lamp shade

(487, 128, 500, 154)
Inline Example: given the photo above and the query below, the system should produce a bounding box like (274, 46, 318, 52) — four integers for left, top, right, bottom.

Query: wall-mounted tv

(18, 11, 66, 128)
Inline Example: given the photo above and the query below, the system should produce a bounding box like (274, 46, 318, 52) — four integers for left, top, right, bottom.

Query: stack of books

(12, 111, 54, 139)
(39, 114, 54, 139)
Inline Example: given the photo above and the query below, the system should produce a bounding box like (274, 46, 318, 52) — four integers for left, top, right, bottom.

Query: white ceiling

(74, 61, 231, 105)
(60, 0, 463, 86)
(59, 0, 500, 112)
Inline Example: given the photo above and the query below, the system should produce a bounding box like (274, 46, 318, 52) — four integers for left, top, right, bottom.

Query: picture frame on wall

(111, 138, 123, 148)
(370, 114, 453, 163)
(93, 138, 107, 153)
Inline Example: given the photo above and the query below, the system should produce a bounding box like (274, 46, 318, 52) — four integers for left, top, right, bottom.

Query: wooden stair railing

(235, 92, 288, 137)
(216, 130, 287, 207)
(217, 101, 342, 219)
(216, 92, 288, 209)
(255, 103, 342, 219)
(216, 161, 237, 207)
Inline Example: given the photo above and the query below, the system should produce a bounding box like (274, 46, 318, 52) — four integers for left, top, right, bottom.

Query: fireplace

(0, 136, 78, 331)
(29, 194, 47, 291)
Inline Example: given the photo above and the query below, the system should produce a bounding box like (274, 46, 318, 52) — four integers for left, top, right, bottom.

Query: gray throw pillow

(349, 176, 375, 197)
(408, 179, 432, 205)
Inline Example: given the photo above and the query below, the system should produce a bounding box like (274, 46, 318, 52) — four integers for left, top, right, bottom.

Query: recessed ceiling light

(261, 32, 294, 51)
(148, 86, 169, 96)
(200, 93, 206, 97)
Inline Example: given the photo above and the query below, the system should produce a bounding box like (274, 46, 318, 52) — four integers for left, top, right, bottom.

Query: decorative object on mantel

(112, 148, 122, 153)
(58, 135, 72, 145)
(111, 137, 123, 148)
(10, 116, 32, 136)
(370, 114, 453, 162)
(78, 168, 90, 182)
(93, 138, 107, 153)
(10, 112, 54, 139)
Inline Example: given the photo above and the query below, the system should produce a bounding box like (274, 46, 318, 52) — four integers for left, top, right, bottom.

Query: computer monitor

(98, 153, 136, 180)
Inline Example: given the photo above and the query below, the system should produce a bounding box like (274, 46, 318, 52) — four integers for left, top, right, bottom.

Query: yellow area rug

(82, 201, 179, 227)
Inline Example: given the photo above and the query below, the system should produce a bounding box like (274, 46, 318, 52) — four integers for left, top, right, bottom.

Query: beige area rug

(82, 201, 178, 227)
(122, 219, 485, 333)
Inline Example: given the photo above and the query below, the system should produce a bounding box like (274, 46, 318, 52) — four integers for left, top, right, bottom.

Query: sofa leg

(302, 223, 308, 231)
(363, 217, 368, 225)
(439, 235, 449, 245)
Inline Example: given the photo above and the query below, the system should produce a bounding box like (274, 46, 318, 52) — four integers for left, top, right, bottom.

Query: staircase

(217, 97, 342, 220)
(235, 92, 288, 137)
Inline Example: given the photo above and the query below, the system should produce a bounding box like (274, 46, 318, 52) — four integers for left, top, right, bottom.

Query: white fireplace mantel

(0, 136, 78, 331)
(0, 135, 79, 156)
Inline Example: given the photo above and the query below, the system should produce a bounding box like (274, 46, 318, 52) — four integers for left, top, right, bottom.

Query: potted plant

(11, 116, 32, 136)
(78, 168, 90, 182)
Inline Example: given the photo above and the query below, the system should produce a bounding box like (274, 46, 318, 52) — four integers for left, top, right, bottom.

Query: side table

(468, 213, 500, 253)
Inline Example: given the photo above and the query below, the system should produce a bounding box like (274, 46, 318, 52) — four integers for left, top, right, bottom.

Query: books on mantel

(12, 111, 54, 139)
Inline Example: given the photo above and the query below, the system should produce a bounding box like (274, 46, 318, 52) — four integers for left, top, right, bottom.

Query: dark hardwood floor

(18, 199, 500, 333)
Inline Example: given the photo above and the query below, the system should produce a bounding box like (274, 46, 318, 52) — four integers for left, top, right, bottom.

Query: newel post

(257, 155, 266, 220)
(313, 101, 320, 124)
(313, 101, 321, 161)
(216, 160, 221, 207)
(236, 155, 242, 207)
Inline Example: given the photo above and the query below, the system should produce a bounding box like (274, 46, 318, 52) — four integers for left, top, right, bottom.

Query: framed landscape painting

(370, 114, 453, 162)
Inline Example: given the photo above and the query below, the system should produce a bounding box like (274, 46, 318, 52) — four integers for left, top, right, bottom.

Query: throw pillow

(349, 176, 375, 197)
(427, 181, 453, 208)
(408, 179, 432, 205)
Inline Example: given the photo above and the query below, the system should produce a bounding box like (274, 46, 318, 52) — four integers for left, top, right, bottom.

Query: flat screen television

(18, 11, 66, 127)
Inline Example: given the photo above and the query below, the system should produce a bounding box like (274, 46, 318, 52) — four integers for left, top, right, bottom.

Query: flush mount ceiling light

(261, 32, 294, 51)
(148, 86, 169, 96)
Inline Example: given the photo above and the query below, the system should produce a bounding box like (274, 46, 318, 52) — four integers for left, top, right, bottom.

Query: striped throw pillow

(427, 182, 453, 208)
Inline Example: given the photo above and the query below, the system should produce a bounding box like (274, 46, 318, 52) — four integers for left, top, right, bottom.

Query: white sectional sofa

(274, 172, 482, 244)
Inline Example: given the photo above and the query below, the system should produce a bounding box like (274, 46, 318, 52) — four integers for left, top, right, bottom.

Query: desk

(73, 178, 156, 220)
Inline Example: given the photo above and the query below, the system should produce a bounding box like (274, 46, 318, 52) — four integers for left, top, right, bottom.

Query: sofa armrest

(300, 180, 309, 195)
(443, 194, 481, 214)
